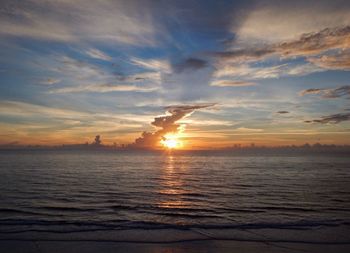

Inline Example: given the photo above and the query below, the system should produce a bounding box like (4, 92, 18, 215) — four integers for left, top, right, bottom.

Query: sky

(0, 0, 350, 149)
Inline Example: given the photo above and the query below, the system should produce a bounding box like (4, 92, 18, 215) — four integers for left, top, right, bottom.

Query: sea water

(0, 150, 349, 244)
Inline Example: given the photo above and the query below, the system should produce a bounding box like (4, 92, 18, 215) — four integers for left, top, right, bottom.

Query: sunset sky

(0, 0, 350, 148)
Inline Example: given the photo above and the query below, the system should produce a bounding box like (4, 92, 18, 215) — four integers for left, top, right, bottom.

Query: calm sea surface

(0, 150, 349, 243)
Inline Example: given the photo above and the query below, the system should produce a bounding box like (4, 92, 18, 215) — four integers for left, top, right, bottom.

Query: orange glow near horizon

(2, 128, 350, 149)
(160, 134, 182, 149)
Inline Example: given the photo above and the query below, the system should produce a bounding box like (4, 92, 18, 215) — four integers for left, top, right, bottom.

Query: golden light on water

(157, 155, 188, 210)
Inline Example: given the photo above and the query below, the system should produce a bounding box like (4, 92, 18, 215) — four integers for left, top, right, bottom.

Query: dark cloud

(306, 112, 350, 124)
(155, 0, 250, 43)
(300, 85, 350, 98)
(173, 58, 208, 73)
(276, 111, 289, 114)
(300, 88, 323, 96)
(131, 103, 215, 148)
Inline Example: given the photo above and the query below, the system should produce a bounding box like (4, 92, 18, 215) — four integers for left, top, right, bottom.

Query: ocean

(1, 150, 349, 245)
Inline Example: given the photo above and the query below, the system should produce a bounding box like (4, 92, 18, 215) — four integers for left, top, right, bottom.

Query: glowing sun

(161, 135, 181, 149)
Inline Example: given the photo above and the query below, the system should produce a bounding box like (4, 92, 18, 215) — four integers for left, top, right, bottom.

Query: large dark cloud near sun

(131, 103, 215, 148)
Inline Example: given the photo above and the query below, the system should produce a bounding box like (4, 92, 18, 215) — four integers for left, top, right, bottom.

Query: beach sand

(1, 240, 350, 253)
(1, 226, 350, 252)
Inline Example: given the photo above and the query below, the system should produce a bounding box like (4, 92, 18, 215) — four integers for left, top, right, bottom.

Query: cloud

(212, 26, 350, 79)
(125, 72, 162, 84)
(212, 48, 274, 63)
(276, 26, 350, 57)
(0, 100, 159, 145)
(49, 83, 158, 94)
(300, 85, 350, 98)
(0, 0, 158, 46)
(39, 78, 61, 85)
(306, 112, 350, 124)
(51, 54, 165, 91)
(58, 56, 104, 78)
(300, 88, 323, 96)
(213, 63, 321, 80)
(308, 51, 350, 70)
(85, 48, 112, 61)
(131, 103, 216, 148)
(173, 58, 208, 73)
(276, 111, 289, 114)
(210, 80, 256, 87)
(236, 1, 350, 43)
(215, 26, 350, 62)
(0, 100, 155, 126)
(130, 57, 171, 73)
(0, 100, 88, 119)
(41, 54, 165, 95)
(234, 127, 264, 132)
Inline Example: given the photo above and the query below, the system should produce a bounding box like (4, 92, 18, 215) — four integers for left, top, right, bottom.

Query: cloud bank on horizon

(0, 0, 350, 147)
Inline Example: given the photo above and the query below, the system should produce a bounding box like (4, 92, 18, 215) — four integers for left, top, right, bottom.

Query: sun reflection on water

(157, 155, 188, 210)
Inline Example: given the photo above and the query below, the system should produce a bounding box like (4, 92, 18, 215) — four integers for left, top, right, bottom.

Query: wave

(0, 218, 347, 231)
(0, 237, 349, 246)
(38, 206, 98, 212)
(0, 208, 41, 216)
(254, 206, 318, 212)
(0, 208, 61, 217)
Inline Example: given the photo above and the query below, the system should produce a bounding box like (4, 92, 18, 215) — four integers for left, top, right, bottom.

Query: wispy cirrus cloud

(130, 57, 171, 73)
(234, 127, 264, 133)
(212, 48, 275, 63)
(0, 100, 155, 125)
(0, 0, 159, 46)
(34, 53, 164, 94)
(213, 63, 321, 80)
(57, 56, 105, 78)
(49, 83, 158, 94)
(210, 80, 256, 87)
(0, 100, 157, 145)
(39, 78, 61, 85)
(122, 72, 162, 84)
(84, 48, 112, 61)
(0, 100, 87, 119)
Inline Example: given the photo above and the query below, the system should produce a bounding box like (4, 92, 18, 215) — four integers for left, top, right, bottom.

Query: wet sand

(1, 226, 350, 252)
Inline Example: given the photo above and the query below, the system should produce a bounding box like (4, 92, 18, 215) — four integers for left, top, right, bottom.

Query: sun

(161, 135, 181, 149)
(163, 139, 177, 149)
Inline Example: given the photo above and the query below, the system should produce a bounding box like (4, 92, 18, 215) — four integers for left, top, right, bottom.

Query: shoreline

(2, 226, 350, 244)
